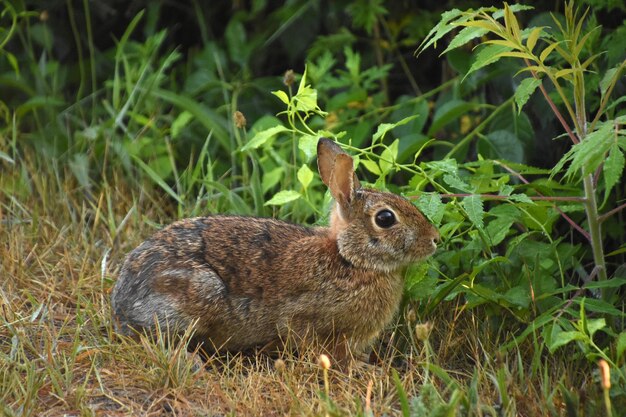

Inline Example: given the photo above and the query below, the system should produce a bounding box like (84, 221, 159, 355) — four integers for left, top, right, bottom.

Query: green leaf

(360, 159, 381, 176)
(133, 156, 183, 205)
(427, 100, 476, 136)
(478, 130, 525, 163)
(604, 143, 625, 199)
(379, 139, 399, 175)
(583, 278, 626, 289)
(463, 195, 484, 229)
(242, 125, 289, 151)
(548, 327, 584, 353)
(553, 122, 615, 180)
(466, 44, 513, 78)
(372, 115, 417, 142)
(443, 174, 472, 192)
(575, 298, 625, 317)
(151, 89, 229, 149)
(514, 77, 542, 113)
(171, 111, 193, 138)
(294, 85, 320, 113)
(416, 8, 464, 56)
(539, 41, 562, 63)
(442, 26, 489, 55)
(526, 27, 543, 52)
(297, 164, 314, 189)
(298, 134, 319, 161)
(585, 318, 606, 338)
(415, 193, 445, 225)
(272, 90, 290, 105)
(264, 190, 301, 206)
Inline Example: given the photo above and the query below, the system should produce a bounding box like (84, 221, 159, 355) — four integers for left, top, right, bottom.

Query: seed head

(414, 322, 432, 341)
(274, 358, 286, 373)
(599, 359, 611, 389)
(283, 69, 295, 87)
(318, 353, 331, 370)
(233, 111, 246, 129)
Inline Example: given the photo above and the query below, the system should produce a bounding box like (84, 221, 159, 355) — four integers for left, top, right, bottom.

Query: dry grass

(0, 161, 599, 416)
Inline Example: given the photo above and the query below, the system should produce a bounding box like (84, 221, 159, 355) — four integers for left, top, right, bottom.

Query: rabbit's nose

(430, 231, 440, 248)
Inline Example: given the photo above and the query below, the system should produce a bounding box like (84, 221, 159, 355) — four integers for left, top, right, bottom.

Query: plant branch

(437, 193, 586, 202)
(445, 97, 514, 159)
(494, 160, 591, 241)
(523, 58, 580, 145)
(598, 201, 626, 224)
(590, 59, 626, 132)
(434, 192, 592, 242)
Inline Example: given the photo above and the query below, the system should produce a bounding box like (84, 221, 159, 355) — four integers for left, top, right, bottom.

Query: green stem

(445, 97, 513, 159)
(583, 174, 608, 293)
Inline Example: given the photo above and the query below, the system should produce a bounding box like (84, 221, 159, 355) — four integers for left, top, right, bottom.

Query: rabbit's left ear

(318, 139, 360, 218)
(317, 138, 360, 201)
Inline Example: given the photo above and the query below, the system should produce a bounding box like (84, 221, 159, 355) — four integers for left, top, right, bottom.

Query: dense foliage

(1, 0, 625, 415)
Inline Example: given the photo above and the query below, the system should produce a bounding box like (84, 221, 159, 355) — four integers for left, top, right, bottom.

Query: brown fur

(111, 138, 439, 361)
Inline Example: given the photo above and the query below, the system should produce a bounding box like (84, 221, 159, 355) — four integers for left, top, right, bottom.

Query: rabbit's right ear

(317, 138, 360, 211)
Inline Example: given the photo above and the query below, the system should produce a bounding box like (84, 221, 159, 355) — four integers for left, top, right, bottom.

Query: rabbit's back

(112, 214, 406, 351)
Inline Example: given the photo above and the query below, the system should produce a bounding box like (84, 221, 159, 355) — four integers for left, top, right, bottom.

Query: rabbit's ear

(317, 138, 360, 193)
(318, 138, 361, 215)
(329, 153, 359, 209)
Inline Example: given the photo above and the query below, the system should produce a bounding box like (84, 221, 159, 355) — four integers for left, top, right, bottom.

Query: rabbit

(111, 138, 439, 362)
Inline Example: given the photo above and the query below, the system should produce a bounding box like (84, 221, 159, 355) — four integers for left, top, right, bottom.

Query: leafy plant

(416, 0, 626, 396)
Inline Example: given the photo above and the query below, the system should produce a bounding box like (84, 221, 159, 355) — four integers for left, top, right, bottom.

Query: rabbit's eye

(375, 209, 396, 228)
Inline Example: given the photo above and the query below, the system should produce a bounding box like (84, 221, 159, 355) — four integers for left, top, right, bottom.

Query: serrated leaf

(564, 122, 614, 179)
(463, 194, 484, 229)
(460, 20, 502, 33)
(539, 41, 562, 63)
(526, 27, 543, 52)
(242, 125, 289, 151)
(466, 44, 513, 78)
(443, 174, 472, 192)
(415, 193, 445, 225)
(442, 26, 489, 55)
(514, 77, 542, 113)
(297, 164, 314, 189)
(272, 90, 290, 105)
(416, 8, 464, 56)
(507, 193, 534, 204)
(604, 143, 625, 199)
(492, 4, 534, 19)
(264, 190, 301, 206)
(496, 51, 535, 60)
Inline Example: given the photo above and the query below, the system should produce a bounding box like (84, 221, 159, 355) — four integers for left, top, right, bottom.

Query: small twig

(436, 193, 585, 202)
(598, 202, 626, 224)
(428, 193, 591, 241)
(554, 265, 602, 320)
(495, 161, 591, 241)
(523, 58, 580, 145)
